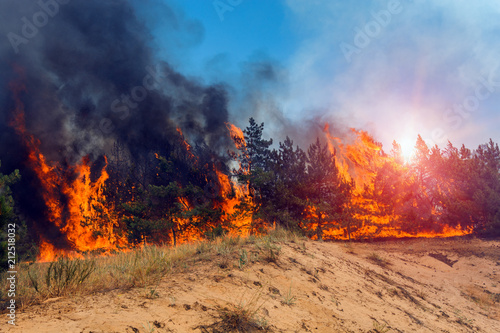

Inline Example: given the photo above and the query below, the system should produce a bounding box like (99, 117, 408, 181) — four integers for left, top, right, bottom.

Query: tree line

(98, 117, 500, 243)
(1, 118, 500, 267)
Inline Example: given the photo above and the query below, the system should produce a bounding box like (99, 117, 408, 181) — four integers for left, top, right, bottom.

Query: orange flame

(215, 169, 252, 236)
(176, 127, 193, 152)
(319, 123, 472, 240)
(9, 79, 126, 262)
(225, 123, 246, 150)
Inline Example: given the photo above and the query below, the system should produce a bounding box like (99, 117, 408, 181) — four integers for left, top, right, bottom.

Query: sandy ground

(2, 237, 500, 332)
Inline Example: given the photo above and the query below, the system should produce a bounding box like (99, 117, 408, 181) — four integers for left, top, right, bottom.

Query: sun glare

(398, 137, 417, 162)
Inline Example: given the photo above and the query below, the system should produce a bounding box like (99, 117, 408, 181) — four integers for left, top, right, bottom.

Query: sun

(397, 136, 417, 162)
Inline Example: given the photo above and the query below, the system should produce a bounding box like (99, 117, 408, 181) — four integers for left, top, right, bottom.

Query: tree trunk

(347, 220, 351, 241)
(171, 224, 177, 246)
(316, 214, 323, 241)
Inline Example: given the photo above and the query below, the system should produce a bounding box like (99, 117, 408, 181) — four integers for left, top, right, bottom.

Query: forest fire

(9, 80, 125, 262)
(1, 72, 481, 262)
(318, 123, 473, 240)
(2, 1, 498, 271)
(7, 93, 475, 262)
(144, 126, 253, 246)
(6, 81, 475, 262)
(34, 158, 126, 262)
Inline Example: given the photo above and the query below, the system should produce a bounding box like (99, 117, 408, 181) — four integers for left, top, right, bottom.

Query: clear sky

(139, 0, 500, 151)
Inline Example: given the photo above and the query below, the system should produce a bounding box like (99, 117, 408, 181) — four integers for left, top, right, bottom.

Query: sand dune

(4, 237, 500, 332)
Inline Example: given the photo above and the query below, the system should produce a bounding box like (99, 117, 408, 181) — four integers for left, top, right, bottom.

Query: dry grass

(281, 284, 297, 306)
(201, 290, 270, 332)
(371, 320, 390, 333)
(0, 226, 304, 310)
(27, 257, 97, 297)
(461, 285, 500, 319)
(367, 252, 391, 268)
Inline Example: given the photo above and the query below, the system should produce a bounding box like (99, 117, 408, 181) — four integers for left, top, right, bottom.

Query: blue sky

(140, 0, 500, 152)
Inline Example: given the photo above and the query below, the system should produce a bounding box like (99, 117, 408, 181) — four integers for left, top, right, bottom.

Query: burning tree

(115, 137, 230, 246)
(231, 117, 273, 233)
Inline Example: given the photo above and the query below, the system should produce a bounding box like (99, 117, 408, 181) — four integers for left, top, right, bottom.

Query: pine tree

(0, 161, 21, 271)
(470, 139, 500, 236)
(369, 160, 407, 231)
(433, 141, 476, 230)
(305, 138, 352, 240)
(233, 118, 273, 232)
(390, 140, 404, 165)
(399, 135, 439, 232)
(261, 137, 309, 230)
(241, 118, 273, 174)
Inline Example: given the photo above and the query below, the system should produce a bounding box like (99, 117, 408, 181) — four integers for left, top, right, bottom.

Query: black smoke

(0, 0, 234, 246)
(1, 0, 234, 161)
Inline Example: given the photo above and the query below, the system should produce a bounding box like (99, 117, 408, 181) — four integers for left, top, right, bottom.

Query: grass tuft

(257, 238, 281, 263)
(27, 257, 96, 297)
(372, 320, 390, 333)
(238, 249, 248, 270)
(367, 252, 391, 268)
(214, 291, 269, 332)
(282, 285, 297, 306)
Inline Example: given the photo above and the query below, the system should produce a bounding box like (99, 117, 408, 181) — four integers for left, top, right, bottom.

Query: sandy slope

(3, 237, 500, 332)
